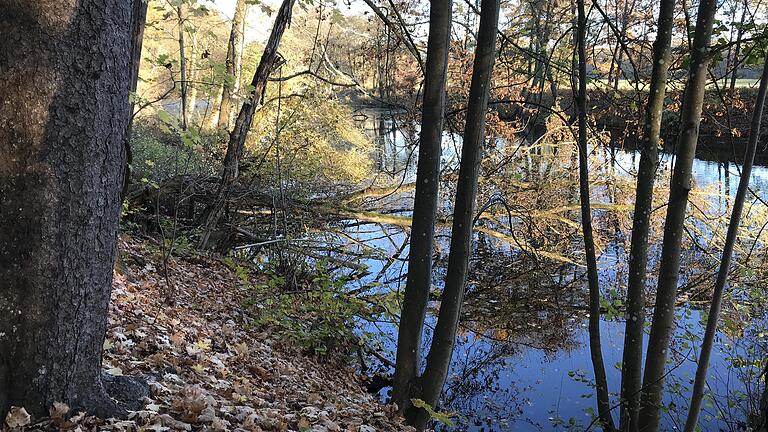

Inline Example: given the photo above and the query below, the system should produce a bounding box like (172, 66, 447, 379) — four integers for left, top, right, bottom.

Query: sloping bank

(4, 236, 415, 431)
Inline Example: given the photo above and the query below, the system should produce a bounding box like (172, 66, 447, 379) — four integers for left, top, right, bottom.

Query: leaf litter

(5, 237, 415, 432)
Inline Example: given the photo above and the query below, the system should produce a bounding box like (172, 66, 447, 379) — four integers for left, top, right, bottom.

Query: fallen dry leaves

(5, 236, 414, 432)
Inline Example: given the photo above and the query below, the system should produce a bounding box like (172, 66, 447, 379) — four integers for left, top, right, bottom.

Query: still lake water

(325, 110, 768, 430)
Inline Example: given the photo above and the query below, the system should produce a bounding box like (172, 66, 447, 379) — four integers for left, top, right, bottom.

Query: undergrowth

(225, 254, 377, 359)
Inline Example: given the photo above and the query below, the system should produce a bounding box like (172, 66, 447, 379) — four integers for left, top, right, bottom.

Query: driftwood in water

(321, 207, 577, 264)
(339, 177, 533, 205)
(126, 175, 577, 265)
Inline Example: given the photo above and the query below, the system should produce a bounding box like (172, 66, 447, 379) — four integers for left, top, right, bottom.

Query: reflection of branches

(583, 349, 695, 432)
(475, 196, 541, 266)
(349, 112, 419, 205)
(443, 339, 517, 405)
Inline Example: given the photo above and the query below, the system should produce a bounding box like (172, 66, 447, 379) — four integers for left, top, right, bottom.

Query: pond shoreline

(99, 236, 416, 432)
(349, 88, 768, 166)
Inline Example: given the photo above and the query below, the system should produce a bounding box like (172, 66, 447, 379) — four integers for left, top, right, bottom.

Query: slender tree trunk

(122, 0, 149, 201)
(177, 0, 189, 130)
(729, 0, 748, 94)
(612, 43, 624, 90)
(683, 54, 768, 432)
(217, 0, 247, 129)
(637, 0, 718, 428)
(186, 31, 198, 123)
(0, 0, 134, 418)
(618, 0, 675, 428)
(199, 0, 295, 249)
(614, 0, 633, 90)
(129, 0, 147, 98)
(409, 0, 500, 429)
(759, 362, 768, 432)
(569, 0, 578, 122)
(576, 0, 616, 430)
(723, 1, 737, 93)
(391, 0, 452, 415)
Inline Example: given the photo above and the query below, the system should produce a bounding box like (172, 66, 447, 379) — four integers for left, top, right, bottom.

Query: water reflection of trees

(237, 111, 768, 430)
(459, 249, 581, 353)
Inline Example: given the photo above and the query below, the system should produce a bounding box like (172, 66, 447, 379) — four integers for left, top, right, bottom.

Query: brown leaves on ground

(5, 407, 31, 429)
(6, 236, 413, 432)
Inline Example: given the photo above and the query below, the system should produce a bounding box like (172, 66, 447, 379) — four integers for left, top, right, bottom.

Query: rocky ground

(7, 236, 413, 432)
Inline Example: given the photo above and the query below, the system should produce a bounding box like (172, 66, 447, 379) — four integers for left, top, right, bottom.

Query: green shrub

(129, 120, 221, 185)
(230, 256, 376, 358)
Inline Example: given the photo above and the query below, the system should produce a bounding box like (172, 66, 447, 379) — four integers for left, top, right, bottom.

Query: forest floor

(12, 236, 414, 432)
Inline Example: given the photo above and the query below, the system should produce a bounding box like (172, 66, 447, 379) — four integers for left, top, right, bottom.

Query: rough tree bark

(637, 0, 718, 428)
(0, 0, 138, 418)
(618, 0, 674, 428)
(683, 53, 768, 432)
(575, 0, 616, 429)
(409, 0, 500, 429)
(391, 0, 452, 415)
(217, 0, 247, 129)
(199, 0, 296, 249)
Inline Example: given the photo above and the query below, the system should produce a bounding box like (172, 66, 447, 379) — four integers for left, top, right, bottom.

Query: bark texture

(391, 0, 453, 415)
(576, 0, 615, 429)
(410, 0, 500, 429)
(618, 0, 674, 428)
(0, 0, 131, 418)
(637, 0, 718, 428)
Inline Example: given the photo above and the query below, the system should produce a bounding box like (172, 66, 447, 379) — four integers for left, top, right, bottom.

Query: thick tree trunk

(391, 0, 452, 415)
(217, 0, 247, 129)
(637, 0, 718, 428)
(576, 0, 616, 430)
(0, 0, 131, 418)
(122, 0, 150, 201)
(683, 53, 768, 432)
(618, 0, 674, 428)
(409, 0, 500, 429)
(199, 0, 296, 249)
